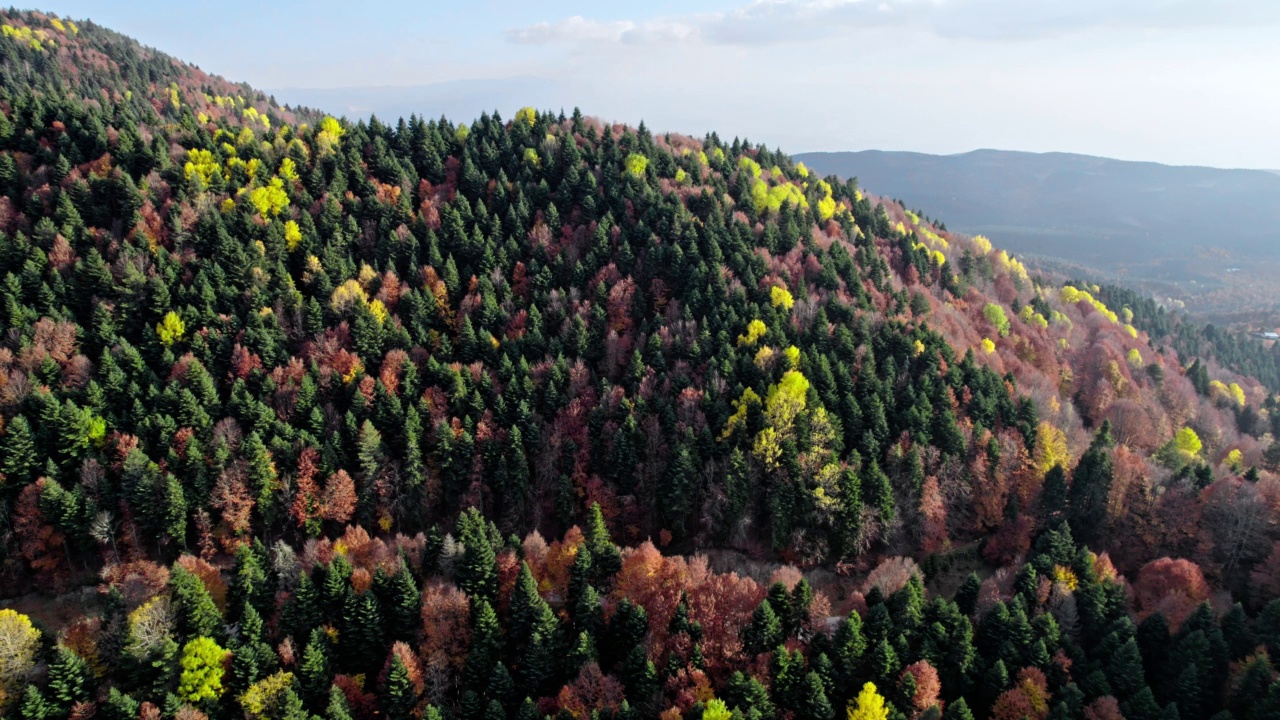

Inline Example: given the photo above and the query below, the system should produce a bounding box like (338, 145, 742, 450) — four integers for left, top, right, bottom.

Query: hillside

(794, 149, 1280, 281)
(0, 9, 317, 129)
(3, 9, 1280, 720)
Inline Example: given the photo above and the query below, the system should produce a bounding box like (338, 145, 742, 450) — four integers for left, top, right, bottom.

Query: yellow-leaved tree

(316, 116, 344, 156)
(738, 319, 767, 347)
(0, 609, 40, 710)
(771, 285, 794, 311)
(249, 177, 289, 218)
(764, 370, 809, 438)
(1033, 421, 1070, 479)
(514, 106, 537, 126)
(702, 699, 733, 720)
(177, 636, 228, 704)
(624, 153, 649, 178)
(284, 220, 302, 251)
(847, 682, 889, 720)
(1175, 428, 1202, 458)
(156, 311, 186, 347)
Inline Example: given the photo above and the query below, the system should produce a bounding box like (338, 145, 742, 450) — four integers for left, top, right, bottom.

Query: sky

(39, 0, 1280, 169)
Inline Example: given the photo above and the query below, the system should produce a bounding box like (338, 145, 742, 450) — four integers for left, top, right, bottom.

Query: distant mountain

(795, 149, 1280, 279)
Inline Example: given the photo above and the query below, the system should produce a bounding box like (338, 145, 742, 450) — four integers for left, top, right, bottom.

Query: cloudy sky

(45, 0, 1280, 168)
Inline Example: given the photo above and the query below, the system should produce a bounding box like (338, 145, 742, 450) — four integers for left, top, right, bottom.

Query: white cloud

(508, 0, 1280, 46)
(506, 15, 697, 45)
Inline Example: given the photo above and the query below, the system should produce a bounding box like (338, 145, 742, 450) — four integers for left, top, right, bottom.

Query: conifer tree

(465, 598, 504, 689)
(386, 561, 420, 643)
(456, 507, 498, 602)
(299, 628, 332, 710)
(1, 415, 37, 483)
(17, 685, 50, 720)
(744, 599, 784, 657)
(1068, 422, 1115, 546)
(325, 684, 355, 720)
(46, 645, 92, 716)
(170, 565, 222, 640)
(382, 654, 418, 720)
(340, 587, 386, 676)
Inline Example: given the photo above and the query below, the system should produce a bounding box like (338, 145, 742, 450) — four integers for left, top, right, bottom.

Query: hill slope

(3, 10, 1280, 720)
(795, 149, 1280, 278)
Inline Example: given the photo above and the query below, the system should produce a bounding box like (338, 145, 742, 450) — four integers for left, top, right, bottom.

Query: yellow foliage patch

(737, 319, 767, 347)
(249, 178, 289, 218)
(284, 220, 302, 251)
(514, 106, 538, 126)
(771, 285, 794, 311)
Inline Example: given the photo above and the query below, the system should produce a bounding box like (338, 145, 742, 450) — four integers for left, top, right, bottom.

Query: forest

(2, 9, 1280, 720)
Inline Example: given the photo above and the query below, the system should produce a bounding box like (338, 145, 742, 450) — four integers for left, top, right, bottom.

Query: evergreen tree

(1068, 422, 1115, 546)
(744, 598, 784, 657)
(1, 415, 38, 483)
(456, 507, 498, 602)
(465, 598, 504, 689)
(46, 645, 92, 716)
(942, 697, 975, 720)
(299, 628, 333, 710)
(386, 561, 420, 643)
(340, 587, 386, 676)
(325, 684, 356, 720)
(17, 685, 51, 720)
(170, 565, 222, 640)
(382, 654, 418, 720)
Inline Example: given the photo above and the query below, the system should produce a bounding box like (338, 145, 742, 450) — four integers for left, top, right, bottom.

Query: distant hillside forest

(4, 9, 1280, 720)
(794, 149, 1280, 280)
(1089, 281, 1280, 394)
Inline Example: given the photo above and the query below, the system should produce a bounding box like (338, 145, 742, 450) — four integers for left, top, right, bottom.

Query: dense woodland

(3, 9, 1280, 720)
(1086, 282, 1280, 395)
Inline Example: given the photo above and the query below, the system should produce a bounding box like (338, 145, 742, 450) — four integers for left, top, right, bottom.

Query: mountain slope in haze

(795, 149, 1280, 278)
(5, 10, 1280, 720)
(0, 9, 317, 128)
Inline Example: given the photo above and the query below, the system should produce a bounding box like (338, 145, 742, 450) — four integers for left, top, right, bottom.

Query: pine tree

(231, 604, 275, 692)
(386, 561, 420, 643)
(832, 613, 867, 692)
(1, 415, 38, 484)
(340, 587, 386, 676)
(1068, 422, 1115, 546)
(795, 671, 834, 720)
(942, 697, 974, 720)
(299, 628, 332, 710)
(325, 684, 355, 720)
(46, 645, 92, 716)
(465, 598, 504, 689)
(285, 573, 322, 642)
(584, 502, 622, 585)
(229, 543, 270, 620)
(868, 639, 900, 689)
(101, 688, 141, 720)
(456, 507, 498, 602)
(509, 561, 556, 649)
(17, 685, 51, 720)
(955, 573, 981, 617)
(744, 598, 784, 657)
(605, 598, 648, 670)
(382, 654, 418, 720)
(170, 565, 222, 640)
